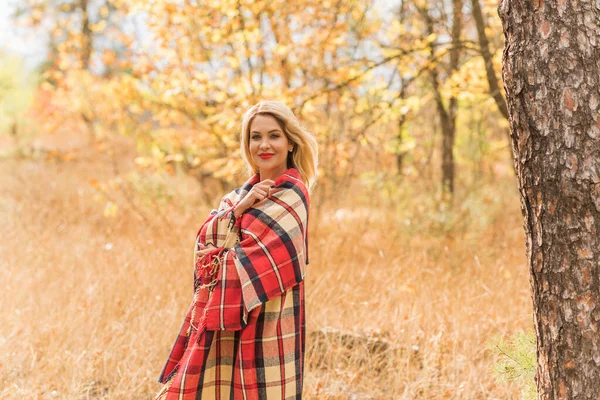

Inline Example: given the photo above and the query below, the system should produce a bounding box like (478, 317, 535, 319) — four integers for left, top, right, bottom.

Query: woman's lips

(259, 153, 274, 159)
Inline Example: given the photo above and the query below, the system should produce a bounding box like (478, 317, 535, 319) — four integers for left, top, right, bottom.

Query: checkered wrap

(157, 167, 309, 399)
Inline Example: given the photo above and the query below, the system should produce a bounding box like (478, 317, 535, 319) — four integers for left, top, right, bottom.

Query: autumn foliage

(10, 0, 509, 192)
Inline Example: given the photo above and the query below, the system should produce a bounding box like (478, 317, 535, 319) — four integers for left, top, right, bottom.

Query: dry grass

(0, 140, 531, 399)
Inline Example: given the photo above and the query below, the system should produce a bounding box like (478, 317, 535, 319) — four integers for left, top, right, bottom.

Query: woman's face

(249, 114, 293, 177)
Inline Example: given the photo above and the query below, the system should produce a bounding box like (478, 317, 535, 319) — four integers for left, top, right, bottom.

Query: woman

(155, 101, 318, 399)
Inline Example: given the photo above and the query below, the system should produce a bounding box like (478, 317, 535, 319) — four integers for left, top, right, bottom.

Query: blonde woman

(155, 101, 318, 399)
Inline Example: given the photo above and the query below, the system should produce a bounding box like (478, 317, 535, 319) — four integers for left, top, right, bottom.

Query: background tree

(13, 0, 131, 139)
(470, 0, 508, 121)
(126, 0, 385, 202)
(418, 0, 464, 196)
(10, 0, 515, 208)
(499, 0, 600, 397)
(14, 0, 128, 72)
(12, 0, 513, 201)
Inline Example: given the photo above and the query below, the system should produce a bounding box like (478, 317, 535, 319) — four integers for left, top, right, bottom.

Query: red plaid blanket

(157, 167, 309, 399)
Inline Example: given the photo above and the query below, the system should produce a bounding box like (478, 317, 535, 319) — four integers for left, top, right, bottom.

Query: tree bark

(499, 0, 600, 398)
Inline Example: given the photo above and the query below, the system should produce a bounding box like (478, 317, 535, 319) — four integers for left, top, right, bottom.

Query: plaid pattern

(157, 167, 309, 399)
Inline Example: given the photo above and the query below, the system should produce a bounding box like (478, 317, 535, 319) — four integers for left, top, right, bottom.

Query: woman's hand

(196, 243, 217, 258)
(234, 178, 275, 216)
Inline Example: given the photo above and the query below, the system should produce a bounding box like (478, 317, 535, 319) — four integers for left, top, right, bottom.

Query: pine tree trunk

(499, 0, 600, 398)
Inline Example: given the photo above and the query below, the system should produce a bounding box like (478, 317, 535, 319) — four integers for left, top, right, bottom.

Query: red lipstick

(259, 153, 274, 159)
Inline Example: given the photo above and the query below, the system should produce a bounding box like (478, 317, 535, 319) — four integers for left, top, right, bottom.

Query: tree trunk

(471, 0, 509, 120)
(440, 105, 456, 194)
(396, 80, 408, 175)
(421, 0, 463, 195)
(445, 0, 463, 195)
(80, 0, 92, 70)
(396, 113, 406, 175)
(499, 0, 600, 398)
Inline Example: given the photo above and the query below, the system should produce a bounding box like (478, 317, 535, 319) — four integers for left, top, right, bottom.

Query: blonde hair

(240, 101, 319, 192)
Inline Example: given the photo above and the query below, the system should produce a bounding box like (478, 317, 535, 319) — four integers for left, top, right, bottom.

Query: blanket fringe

(154, 374, 174, 400)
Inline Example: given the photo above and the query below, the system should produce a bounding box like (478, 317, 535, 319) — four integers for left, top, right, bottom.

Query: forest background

(0, 0, 534, 398)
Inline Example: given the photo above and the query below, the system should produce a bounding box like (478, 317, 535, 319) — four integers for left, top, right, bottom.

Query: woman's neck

(259, 165, 289, 182)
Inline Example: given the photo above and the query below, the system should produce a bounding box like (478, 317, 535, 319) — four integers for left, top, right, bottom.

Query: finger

(196, 251, 214, 259)
(257, 183, 275, 193)
(251, 191, 268, 204)
(254, 185, 270, 195)
(253, 188, 267, 197)
(197, 246, 215, 254)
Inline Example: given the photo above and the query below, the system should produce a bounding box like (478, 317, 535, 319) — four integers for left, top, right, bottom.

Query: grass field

(0, 137, 532, 399)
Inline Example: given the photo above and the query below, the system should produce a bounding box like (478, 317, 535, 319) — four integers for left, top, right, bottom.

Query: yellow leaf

(90, 20, 107, 33)
(100, 5, 110, 18)
(104, 202, 118, 217)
